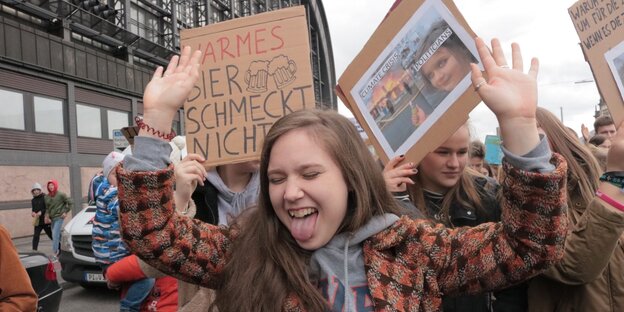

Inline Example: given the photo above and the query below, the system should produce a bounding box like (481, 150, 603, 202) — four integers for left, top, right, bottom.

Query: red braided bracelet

(134, 116, 176, 141)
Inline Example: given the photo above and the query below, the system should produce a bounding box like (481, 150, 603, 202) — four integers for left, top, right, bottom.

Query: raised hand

(383, 155, 417, 193)
(606, 121, 624, 172)
(471, 38, 540, 155)
(174, 154, 207, 209)
(581, 124, 591, 142)
(141, 46, 202, 139)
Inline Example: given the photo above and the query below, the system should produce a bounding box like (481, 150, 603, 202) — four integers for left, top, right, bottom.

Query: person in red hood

(44, 179, 73, 257)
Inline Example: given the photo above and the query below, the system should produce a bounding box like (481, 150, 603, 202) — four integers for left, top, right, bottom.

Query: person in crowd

(383, 123, 527, 312)
(410, 20, 477, 126)
(468, 139, 491, 176)
(587, 134, 610, 171)
(114, 39, 571, 311)
(105, 255, 179, 312)
(588, 134, 612, 149)
(92, 151, 155, 312)
(31, 182, 52, 251)
(526, 108, 624, 311)
(44, 178, 72, 257)
(594, 115, 617, 138)
(87, 171, 105, 206)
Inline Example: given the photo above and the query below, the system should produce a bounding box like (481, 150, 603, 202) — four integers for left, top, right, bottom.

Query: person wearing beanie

(44, 179, 73, 257)
(93, 151, 155, 312)
(31, 182, 52, 251)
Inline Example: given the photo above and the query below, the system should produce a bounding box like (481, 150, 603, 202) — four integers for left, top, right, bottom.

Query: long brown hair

(536, 107, 602, 204)
(212, 110, 403, 311)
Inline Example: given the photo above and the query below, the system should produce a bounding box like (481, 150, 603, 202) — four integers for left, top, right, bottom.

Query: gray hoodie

(310, 213, 399, 311)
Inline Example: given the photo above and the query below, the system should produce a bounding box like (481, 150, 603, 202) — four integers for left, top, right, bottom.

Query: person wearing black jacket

(31, 182, 52, 251)
(383, 124, 527, 312)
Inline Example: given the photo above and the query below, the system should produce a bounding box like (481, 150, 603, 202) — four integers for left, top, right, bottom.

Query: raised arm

(471, 38, 541, 156)
(436, 38, 566, 293)
(117, 47, 234, 288)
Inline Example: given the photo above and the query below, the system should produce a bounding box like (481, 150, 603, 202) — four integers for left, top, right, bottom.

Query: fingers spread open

(164, 55, 179, 77)
(528, 57, 539, 79)
(152, 66, 164, 80)
(475, 37, 497, 73)
(491, 38, 508, 67)
(176, 46, 192, 73)
(511, 42, 523, 71)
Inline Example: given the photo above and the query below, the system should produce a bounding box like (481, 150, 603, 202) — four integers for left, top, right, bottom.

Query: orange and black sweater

(117, 137, 568, 311)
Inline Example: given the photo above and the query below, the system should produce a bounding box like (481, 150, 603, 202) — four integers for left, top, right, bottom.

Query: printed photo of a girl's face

(420, 46, 471, 92)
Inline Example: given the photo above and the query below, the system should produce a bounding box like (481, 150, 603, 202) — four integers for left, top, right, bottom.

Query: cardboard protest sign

(484, 135, 503, 166)
(181, 6, 315, 166)
(337, 0, 481, 164)
(569, 0, 624, 124)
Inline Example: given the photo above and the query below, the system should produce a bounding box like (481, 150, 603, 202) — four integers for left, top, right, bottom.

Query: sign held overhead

(181, 6, 316, 166)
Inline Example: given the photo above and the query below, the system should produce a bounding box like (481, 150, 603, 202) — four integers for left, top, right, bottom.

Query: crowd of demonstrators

(0, 224, 38, 311)
(110, 38, 573, 311)
(92, 151, 156, 312)
(45, 179, 72, 258)
(30, 182, 52, 251)
(527, 108, 624, 311)
(383, 123, 527, 312)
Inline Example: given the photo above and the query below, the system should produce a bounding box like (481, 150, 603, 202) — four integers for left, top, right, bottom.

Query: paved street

(13, 234, 118, 311)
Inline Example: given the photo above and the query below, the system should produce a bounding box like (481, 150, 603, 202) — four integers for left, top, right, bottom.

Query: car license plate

(84, 272, 106, 282)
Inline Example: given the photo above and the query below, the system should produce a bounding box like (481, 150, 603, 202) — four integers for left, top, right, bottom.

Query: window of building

(107, 110, 129, 139)
(0, 88, 25, 130)
(76, 104, 102, 138)
(34, 96, 65, 134)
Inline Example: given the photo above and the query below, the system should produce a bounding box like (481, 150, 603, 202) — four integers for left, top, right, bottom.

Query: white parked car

(59, 206, 106, 287)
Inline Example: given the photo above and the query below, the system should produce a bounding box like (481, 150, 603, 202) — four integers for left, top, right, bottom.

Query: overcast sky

(324, 0, 601, 141)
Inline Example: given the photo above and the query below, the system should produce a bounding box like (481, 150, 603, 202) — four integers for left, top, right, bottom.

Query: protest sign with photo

(605, 41, 624, 103)
(337, 0, 481, 164)
(181, 6, 315, 166)
(569, 0, 624, 124)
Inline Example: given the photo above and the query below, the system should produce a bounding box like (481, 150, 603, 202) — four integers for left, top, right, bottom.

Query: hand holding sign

(470, 38, 540, 156)
(383, 155, 417, 193)
(142, 46, 202, 139)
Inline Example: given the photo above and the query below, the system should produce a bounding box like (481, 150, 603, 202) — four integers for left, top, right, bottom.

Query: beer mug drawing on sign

(268, 55, 297, 89)
(245, 60, 270, 93)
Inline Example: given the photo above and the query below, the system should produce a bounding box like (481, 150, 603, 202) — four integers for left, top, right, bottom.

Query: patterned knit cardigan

(118, 154, 568, 312)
